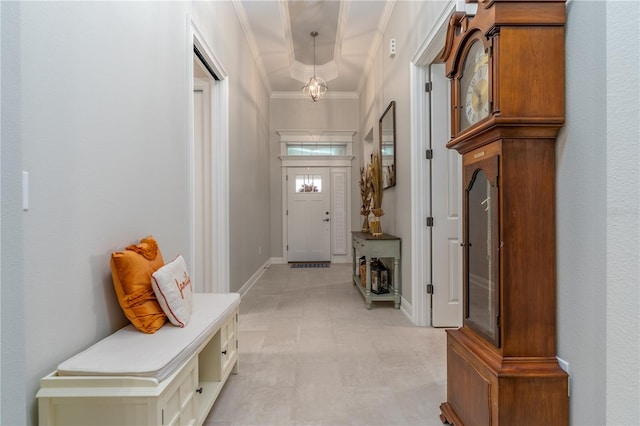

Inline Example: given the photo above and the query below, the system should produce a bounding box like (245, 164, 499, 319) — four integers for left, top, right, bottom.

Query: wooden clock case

(438, 1, 569, 425)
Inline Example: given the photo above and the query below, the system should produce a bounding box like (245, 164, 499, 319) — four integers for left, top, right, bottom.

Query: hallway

(204, 264, 447, 425)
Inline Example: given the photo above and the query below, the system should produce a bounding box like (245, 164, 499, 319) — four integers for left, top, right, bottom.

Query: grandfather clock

(438, 1, 569, 425)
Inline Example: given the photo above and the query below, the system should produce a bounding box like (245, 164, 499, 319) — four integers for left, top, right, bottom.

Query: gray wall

(557, 2, 607, 423)
(1, 3, 26, 425)
(557, 1, 639, 424)
(358, 0, 448, 306)
(604, 3, 639, 423)
(1, 2, 269, 424)
(1, 1, 638, 425)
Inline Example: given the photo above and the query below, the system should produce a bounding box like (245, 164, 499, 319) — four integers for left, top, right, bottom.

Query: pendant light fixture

(302, 31, 328, 102)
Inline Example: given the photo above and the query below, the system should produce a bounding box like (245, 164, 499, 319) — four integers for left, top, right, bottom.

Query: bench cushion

(57, 293, 240, 382)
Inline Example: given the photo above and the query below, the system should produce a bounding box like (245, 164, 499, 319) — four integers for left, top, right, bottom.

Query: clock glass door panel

(464, 157, 500, 347)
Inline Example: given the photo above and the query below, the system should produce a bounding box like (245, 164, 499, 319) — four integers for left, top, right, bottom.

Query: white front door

(287, 167, 331, 262)
(431, 63, 463, 327)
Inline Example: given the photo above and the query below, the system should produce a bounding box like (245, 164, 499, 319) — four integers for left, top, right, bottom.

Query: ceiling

(232, 0, 395, 96)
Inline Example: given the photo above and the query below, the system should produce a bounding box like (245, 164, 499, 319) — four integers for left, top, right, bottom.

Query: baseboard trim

(401, 296, 414, 323)
(270, 257, 286, 265)
(238, 259, 272, 297)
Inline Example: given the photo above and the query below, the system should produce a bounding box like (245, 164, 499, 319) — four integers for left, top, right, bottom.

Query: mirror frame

(379, 101, 396, 189)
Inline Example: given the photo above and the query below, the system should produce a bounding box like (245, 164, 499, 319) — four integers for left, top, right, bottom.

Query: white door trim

(187, 15, 229, 293)
(409, 1, 457, 326)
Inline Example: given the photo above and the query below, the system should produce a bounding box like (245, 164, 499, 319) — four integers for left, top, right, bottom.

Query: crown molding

(284, 0, 345, 84)
(271, 91, 359, 100)
(278, 0, 296, 74)
(411, 1, 457, 66)
(291, 60, 339, 84)
(231, 0, 272, 94)
(333, 0, 350, 70)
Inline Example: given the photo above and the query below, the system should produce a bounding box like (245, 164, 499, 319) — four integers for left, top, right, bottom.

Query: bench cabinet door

(159, 357, 198, 426)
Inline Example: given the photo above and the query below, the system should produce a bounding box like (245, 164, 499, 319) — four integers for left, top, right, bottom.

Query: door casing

(187, 16, 229, 293)
(409, 0, 460, 326)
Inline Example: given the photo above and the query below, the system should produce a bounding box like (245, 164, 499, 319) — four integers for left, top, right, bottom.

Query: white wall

(604, 1, 639, 423)
(1, 2, 269, 424)
(269, 97, 359, 258)
(1, 3, 26, 425)
(558, 0, 639, 424)
(358, 1, 448, 306)
(557, 2, 607, 423)
(196, 3, 272, 293)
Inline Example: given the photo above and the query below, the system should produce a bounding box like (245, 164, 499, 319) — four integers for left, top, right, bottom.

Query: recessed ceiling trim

(356, 0, 396, 96)
(332, 0, 350, 69)
(236, 1, 393, 93)
(231, 0, 272, 94)
(291, 60, 338, 84)
(271, 91, 358, 100)
(286, 0, 345, 85)
(278, 0, 296, 72)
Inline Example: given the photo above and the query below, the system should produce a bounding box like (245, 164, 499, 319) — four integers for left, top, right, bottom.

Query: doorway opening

(409, 1, 462, 327)
(193, 58, 213, 293)
(277, 130, 355, 265)
(188, 16, 230, 293)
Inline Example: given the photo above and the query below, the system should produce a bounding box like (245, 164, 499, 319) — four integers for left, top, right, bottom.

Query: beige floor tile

(204, 263, 447, 425)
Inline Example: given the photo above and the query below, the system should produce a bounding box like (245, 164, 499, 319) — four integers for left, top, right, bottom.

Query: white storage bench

(37, 293, 240, 426)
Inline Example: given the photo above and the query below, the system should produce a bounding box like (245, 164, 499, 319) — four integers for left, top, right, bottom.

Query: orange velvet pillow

(110, 236, 167, 333)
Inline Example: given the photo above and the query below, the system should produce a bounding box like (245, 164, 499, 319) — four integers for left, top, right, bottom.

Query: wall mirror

(379, 101, 396, 189)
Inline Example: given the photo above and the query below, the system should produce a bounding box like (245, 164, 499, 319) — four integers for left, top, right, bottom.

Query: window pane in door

(295, 175, 322, 193)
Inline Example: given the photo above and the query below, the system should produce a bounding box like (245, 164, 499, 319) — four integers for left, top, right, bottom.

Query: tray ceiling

(233, 0, 395, 96)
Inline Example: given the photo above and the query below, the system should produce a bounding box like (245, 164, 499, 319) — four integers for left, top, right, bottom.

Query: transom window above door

(277, 130, 356, 159)
(287, 143, 347, 156)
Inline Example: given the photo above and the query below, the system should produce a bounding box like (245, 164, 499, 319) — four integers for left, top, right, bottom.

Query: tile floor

(204, 263, 448, 426)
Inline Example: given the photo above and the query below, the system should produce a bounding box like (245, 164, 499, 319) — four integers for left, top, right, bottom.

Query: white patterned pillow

(151, 255, 193, 327)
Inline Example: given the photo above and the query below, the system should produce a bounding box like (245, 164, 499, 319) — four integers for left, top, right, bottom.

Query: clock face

(460, 40, 490, 131)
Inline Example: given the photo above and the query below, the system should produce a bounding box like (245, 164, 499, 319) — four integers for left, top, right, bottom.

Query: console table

(351, 231, 401, 309)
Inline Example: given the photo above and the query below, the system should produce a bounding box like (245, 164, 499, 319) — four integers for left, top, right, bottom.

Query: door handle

(323, 218, 331, 222)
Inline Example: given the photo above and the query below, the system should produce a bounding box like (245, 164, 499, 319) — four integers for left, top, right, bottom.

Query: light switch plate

(22, 171, 29, 211)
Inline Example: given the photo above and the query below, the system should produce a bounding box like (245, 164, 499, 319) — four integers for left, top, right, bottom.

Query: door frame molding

(187, 15, 229, 293)
(409, 1, 457, 326)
